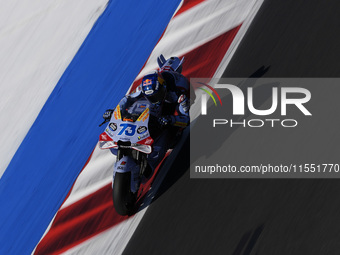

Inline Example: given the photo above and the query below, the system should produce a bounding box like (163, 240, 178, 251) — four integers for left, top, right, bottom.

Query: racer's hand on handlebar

(158, 115, 174, 127)
(99, 109, 114, 127)
(103, 109, 114, 120)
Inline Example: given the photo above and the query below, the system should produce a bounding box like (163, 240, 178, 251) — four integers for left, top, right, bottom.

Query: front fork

(113, 156, 141, 193)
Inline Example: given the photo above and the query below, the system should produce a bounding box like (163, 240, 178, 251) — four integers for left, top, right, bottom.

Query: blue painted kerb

(0, 0, 181, 253)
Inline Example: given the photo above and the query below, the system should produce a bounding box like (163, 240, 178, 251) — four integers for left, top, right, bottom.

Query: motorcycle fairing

(99, 100, 154, 153)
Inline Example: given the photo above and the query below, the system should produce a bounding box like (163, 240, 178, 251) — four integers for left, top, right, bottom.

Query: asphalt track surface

(124, 0, 340, 254)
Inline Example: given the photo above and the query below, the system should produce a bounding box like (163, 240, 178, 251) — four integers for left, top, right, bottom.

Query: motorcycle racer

(101, 55, 192, 177)
(103, 55, 191, 128)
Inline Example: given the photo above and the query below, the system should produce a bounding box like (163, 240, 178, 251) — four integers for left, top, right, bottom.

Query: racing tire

(112, 172, 136, 216)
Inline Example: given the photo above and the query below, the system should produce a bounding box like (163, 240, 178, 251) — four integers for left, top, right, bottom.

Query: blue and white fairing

(98, 98, 156, 193)
(98, 97, 154, 154)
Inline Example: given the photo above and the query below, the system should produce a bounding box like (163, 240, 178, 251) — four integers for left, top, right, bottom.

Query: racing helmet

(141, 72, 166, 104)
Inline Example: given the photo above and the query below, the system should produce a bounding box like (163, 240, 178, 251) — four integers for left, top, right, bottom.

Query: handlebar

(99, 119, 109, 127)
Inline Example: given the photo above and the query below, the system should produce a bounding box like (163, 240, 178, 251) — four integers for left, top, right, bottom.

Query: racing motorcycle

(98, 97, 158, 215)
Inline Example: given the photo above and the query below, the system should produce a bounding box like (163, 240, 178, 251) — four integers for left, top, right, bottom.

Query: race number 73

(118, 123, 136, 136)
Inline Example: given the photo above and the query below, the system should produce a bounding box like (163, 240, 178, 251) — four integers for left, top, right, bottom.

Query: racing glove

(158, 115, 174, 127)
(103, 109, 114, 120)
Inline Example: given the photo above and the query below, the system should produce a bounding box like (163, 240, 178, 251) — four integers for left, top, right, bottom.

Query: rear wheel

(112, 172, 136, 215)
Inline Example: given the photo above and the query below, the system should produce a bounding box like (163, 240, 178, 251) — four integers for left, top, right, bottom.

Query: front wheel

(112, 172, 136, 215)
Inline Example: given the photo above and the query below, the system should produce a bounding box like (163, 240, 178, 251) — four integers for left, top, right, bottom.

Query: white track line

(0, 0, 108, 177)
(134, 0, 257, 81)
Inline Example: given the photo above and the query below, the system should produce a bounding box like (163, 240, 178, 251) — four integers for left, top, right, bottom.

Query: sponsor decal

(118, 123, 136, 136)
(143, 79, 152, 86)
(138, 133, 148, 140)
(178, 94, 186, 103)
(174, 121, 187, 128)
(137, 126, 147, 134)
(114, 105, 121, 120)
(142, 113, 149, 122)
(145, 138, 153, 145)
(180, 96, 189, 113)
(109, 123, 117, 131)
(158, 76, 165, 85)
(100, 133, 112, 141)
(105, 127, 114, 136)
(137, 108, 149, 122)
(160, 65, 174, 72)
(123, 118, 134, 122)
(121, 161, 126, 165)
(144, 90, 154, 95)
